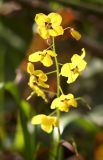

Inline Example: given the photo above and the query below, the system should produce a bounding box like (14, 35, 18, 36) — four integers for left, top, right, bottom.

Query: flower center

(45, 22, 53, 29)
(71, 66, 79, 74)
(61, 98, 70, 104)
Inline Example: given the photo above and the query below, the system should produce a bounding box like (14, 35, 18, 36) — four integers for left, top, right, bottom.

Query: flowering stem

(52, 37, 61, 159)
(52, 38, 60, 97)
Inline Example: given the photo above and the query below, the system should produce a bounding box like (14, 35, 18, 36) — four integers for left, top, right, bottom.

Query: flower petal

(46, 50, 57, 57)
(78, 61, 87, 72)
(31, 114, 45, 125)
(41, 124, 52, 133)
(48, 13, 62, 27)
(68, 99, 77, 108)
(34, 70, 47, 81)
(38, 80, 49, 88)
(27, 62, 34, 75)
(61, 63, 71, 77)
(49, 26, 64, 37)
(29, 51, 42, 62)
(41, 54, 53, 67)
(67, 72, 79, 84)
(51, 97, 60, 109)
(35, 13, 48, 26)
(38, 26, 50, 39)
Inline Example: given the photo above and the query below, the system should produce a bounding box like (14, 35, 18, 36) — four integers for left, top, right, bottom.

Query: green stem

(52, 38, 60, 97)
(45, 44, 53, 51)
(46, 70, 57, 75)
(59, 86, 64, 95)
(52, 37, 61, 159)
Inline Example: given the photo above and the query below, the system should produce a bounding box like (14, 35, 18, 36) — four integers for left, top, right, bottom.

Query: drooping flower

(51, 94, 77, 112)
(27, 62, 49, 88)
(35, 13, 64, 39)
(61, 48, 87, 84)
(28, 80, 48, 102)
(31, 114, 58, 133)
(29, 50, 57, 67)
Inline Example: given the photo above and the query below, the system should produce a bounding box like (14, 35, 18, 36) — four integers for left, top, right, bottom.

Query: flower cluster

(27, 12, 87, 133)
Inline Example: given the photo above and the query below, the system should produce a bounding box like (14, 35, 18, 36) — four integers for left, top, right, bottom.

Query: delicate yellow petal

(68, 99, 77, 108)
(70, 28, 81, 40)
(53, 26, 64, 35)
(61, 63, 71, 77)
(35, 13, 48, 26)
(78, 61, 87, 72)
(31, 114, 45, 125)
(29, 52, 42, 62)
(46, 50, 57, 57)
(38, 26, 50, 39)
(49, 26, 64, 37)
(41, 124, 52, 133)
(59, 105, 69, 112)
(27, 62, 34, 75)
(38, 80, 49, 88)
(28, 75, 36, 88)
(67, 72, 79, 84)
(71, 54, 81, 65)
(48, 13, 62, 27)
(51, 98, 61, 109)
(41, 54, 53, 67)
(34, 70, 47, 81)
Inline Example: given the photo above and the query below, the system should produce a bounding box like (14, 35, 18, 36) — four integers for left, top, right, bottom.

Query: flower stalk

(26, 12, 87, 160)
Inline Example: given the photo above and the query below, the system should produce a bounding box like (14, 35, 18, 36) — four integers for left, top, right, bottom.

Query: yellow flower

(27, 62, 49, 88)
(51, 94, 77, 112)
(29, 50, 57, 67)
(61, 48, 87, 83)
(35, 13, 64, 39)
(31, 114, 58, 133)
(28, 74, 48, 102)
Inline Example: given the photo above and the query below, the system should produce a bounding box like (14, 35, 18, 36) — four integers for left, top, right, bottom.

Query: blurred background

(0, 0, 103, 160)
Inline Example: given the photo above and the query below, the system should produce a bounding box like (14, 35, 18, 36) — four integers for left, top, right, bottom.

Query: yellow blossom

(51, 94, 77, 112)
(61, 48, 87, 83)
(31, 114, 58, 133)
(29, 50, 57, 67)
(27, 62, 49, 88)
(35, 13, 64, 39)
(28, 75, 48, 102)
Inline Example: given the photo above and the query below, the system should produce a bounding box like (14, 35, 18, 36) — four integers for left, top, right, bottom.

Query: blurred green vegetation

(0, 0, 103, 160)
